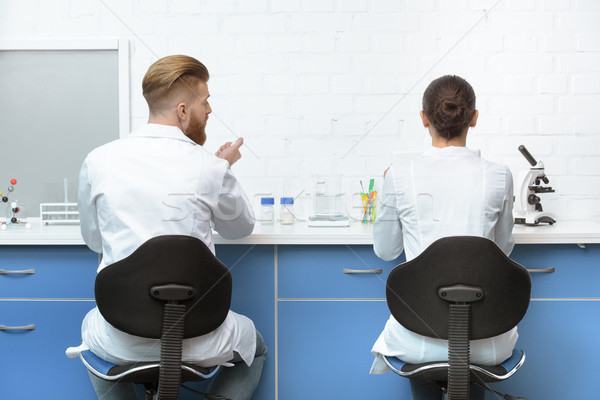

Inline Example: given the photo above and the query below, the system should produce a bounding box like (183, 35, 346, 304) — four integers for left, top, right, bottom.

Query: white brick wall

(3, 0, 600, 220)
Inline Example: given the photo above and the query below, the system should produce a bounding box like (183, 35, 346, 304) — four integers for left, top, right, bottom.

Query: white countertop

(1, 219, 599, 246)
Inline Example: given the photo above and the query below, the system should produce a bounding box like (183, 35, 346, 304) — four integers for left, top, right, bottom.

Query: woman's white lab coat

(370, 146, 516, 374)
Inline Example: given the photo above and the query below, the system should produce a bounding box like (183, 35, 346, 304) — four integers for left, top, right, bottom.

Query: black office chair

(75, 235, 232, 400)
(382, 236, 531, 400)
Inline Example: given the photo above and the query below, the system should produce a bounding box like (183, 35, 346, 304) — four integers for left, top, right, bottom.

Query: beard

(185, 111, 207, 145)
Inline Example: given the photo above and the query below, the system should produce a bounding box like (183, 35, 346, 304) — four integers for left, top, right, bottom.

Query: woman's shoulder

(482, 158, 512, 178)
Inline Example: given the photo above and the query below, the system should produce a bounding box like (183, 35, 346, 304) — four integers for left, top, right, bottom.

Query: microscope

(514, 145, 556, 226)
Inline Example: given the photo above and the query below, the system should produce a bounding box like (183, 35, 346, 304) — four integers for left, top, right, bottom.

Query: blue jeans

(409, 378, 485, 400)
(88, 329, 267, 400)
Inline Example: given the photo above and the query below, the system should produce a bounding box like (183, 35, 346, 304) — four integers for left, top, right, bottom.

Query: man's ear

(420, 110, 430, 128)
(176, 102, 188, 121)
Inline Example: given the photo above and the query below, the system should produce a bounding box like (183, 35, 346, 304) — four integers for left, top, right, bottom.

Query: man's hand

(216, 137, 244, 167)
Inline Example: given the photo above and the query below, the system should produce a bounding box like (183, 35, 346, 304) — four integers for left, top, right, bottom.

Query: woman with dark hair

(369, 75, 516, 399)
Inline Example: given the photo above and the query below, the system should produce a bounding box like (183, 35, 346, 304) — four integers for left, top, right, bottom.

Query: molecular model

(1, 179, 27, 229)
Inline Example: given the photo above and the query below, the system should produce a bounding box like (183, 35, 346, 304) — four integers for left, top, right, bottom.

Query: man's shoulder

(85, 138, 123, 160)
(85, 136, 228, 174)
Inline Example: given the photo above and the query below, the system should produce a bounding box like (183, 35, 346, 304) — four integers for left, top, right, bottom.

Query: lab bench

(0, 220, 599, 399)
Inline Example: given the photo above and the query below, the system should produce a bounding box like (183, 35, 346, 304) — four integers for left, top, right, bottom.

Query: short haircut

(142, 55, 210, 113)
(422, 75, 476, 140)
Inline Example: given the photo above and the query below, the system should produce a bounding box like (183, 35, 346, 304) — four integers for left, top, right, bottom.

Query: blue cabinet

(510, 244, 600, 298)
(217, 244, 276, 400)
(0, 245, 98, 399)
(1, 242, 598, 399)
(181, 245, 276, 400)
(1, 244, 276, 400)
(0, 245, 97, 298)
(278, 300, 409, 399)
(491, 244, 600, 399)
(277, 245, 409, 399)
(278, 244, 600, 400)
(0, 300, 97, 399)
(494, 300, 600, 399)
(278, 245, 402, 299)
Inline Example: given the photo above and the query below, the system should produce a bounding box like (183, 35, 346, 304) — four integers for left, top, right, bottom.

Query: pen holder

(360, 191, 377, 224)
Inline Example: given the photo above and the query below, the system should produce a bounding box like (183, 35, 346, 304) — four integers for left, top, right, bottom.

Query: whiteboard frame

(0, 38, 130, 137)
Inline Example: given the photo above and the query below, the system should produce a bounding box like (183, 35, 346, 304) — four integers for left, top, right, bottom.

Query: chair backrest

(386, 236, 531, 340)
(95, 235, 232, 339)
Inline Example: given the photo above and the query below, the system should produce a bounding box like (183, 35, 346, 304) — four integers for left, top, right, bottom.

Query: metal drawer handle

(0, 324, 36, 331)
(0, 269, 35, 275)
(527, 268, 555, 273)
(343, 268, 383, 274)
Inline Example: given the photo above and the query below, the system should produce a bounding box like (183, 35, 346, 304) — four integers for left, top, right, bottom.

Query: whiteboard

(0, 39, 129, 219)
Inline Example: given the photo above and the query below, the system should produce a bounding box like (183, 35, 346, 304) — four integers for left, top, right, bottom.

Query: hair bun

(435, 97, 465, 123)
(440, 98, 462, 118)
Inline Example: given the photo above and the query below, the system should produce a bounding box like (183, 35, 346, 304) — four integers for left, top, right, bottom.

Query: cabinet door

(0, 246, 97, 298)
(492, 300, 600, 399)
(181, 245, 276, 400)
(510, 244, 600, 298)
(278, 300, 411, 399)
(278, 245, 404, 299)
(0, 300, 97, 399)
(218, 244, 275, 400)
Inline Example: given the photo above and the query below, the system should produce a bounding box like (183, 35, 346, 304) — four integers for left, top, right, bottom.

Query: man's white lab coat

(78, 123, 256, 367)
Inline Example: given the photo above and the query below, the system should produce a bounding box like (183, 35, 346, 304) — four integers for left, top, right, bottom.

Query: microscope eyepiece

(518, 145, 538, 167)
